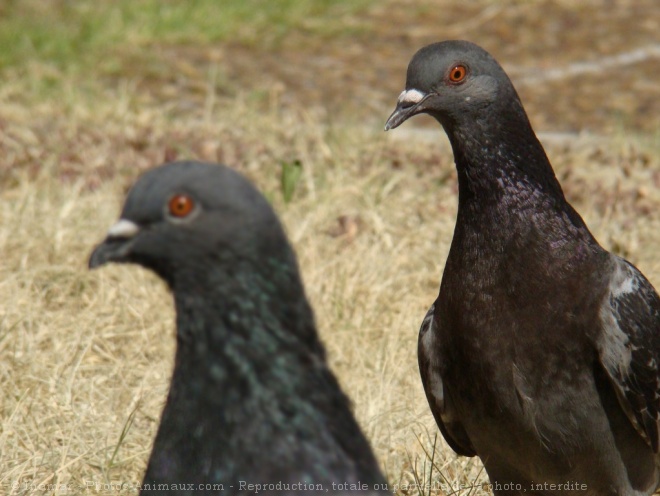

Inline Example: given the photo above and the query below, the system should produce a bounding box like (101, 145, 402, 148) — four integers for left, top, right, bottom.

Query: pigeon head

(385, 40, 518, 131)
(89, 161, 286, 288)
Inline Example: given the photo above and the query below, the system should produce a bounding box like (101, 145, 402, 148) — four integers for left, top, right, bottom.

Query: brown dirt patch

(131, 0, 660, 134)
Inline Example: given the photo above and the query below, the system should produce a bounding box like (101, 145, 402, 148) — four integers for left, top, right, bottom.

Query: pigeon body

(386, 41, 660, 495)
(90, 161, 389, 495)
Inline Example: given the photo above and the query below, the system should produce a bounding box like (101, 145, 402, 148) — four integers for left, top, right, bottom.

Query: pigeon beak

(89, 219, 141, 269)
(384, 89, 429, 131)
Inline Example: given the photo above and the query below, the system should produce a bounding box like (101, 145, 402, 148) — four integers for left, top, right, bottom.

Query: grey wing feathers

(418, 304, 476, 456)
(597, 256, 660, 452)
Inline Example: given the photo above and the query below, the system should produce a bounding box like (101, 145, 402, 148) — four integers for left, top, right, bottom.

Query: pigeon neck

(440, 114, 597, 255)
(442, 111, 565, 207)
(145, 257, 375, 485)
(165, 255, 329, 425)
(171, 255, 325, 381)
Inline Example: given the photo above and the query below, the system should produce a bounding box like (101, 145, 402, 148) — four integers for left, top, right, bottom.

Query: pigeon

(385, 40, 660, 494)
(89, 161, 389, 496)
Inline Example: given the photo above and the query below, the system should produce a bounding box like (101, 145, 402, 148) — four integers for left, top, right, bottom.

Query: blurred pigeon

(385, 40, 660, 494)
(90, 161, 389, 495)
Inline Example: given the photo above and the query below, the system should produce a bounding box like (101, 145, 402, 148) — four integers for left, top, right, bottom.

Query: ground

(0, 1, 659, 495)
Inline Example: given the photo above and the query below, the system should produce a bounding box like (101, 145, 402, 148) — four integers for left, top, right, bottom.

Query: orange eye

(168, 194, 195, 218)
(449, 65, 467, 83)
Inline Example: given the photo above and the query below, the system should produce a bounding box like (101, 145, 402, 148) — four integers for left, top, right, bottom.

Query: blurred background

(1, 1, 659, 495)
(2, 0, 659, 133)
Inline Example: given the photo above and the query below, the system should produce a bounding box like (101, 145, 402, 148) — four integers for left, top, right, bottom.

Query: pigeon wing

(597, 256, 660, 452)
(418, 304, 476, 456)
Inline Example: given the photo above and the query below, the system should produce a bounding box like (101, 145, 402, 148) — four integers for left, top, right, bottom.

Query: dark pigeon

(89, 161, 389, 496)
(385, 40, 660, 494)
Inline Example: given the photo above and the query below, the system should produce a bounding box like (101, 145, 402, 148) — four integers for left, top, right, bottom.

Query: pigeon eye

(168, 194, 195, 218)
(448, 65, 467, 83)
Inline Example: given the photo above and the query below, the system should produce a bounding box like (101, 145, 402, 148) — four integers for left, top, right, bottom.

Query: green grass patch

(0, 0, 373, 97)
(0, 0, 372, 69)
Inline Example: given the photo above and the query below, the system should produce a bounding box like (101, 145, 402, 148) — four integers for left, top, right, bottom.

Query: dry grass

(1, 81, 659, 495)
